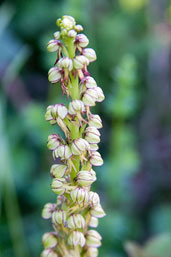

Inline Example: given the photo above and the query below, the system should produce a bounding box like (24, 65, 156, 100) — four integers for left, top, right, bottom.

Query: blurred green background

(0, 0, 171, 257)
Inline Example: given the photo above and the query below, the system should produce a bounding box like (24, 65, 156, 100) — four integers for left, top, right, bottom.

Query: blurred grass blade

(0, 96, 30, 257)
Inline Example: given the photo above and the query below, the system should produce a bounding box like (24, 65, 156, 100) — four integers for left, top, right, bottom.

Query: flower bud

(89, 191, 100, 206)
(48, 67, 61, 83)
(41, 249, 58, 257)
(42, 203, 56, 219)
(75, 24, 83, 32)
(82, 48, 96, 62)
(89, 216, 98, 228)
(90, 151, 103, 166)
(89, 144, 99, 151)
(50, 164, 67, 178)
(85, 127, 101, 144)
(69, 100, 85, 115)
(59, 15, 76, 30)
(51, 104, 68, 120)
(67, 29, 77, 38)
(47, 134, 62, 150)
(81, 76, 97, 88)
(82, 89, 97, 106)
(55, 145, 72, 160)
(45, 105, 56, 125)
(42, 232, 58, 248)
(75, 34, 89, 48)
(70, 188, 89, 205)
(67, 214, 85, 229)
(95, 87, 105, 102)
(90, 204, 106, 218)
(57, 57, 73, 71)
(47, 39, 61, 52)
(71, 138, 90, 155)
(86, 230, 102, 248)
(88, 114, 102, 128)
(68, 231, 85, 247)
(52, 210, 66, 225)
(51, 178, 66, 195)
(76, 170, 96, 186)
(53, 31, 60, 39)
(73, 55, 89, 69)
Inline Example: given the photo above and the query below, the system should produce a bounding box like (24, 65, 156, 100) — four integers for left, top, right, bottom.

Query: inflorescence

(41, 15, 105, 257)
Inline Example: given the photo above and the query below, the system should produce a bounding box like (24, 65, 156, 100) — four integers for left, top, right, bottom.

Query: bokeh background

(0, 0, 171, 257)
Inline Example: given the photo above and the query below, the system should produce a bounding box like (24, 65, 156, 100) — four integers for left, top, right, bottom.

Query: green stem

(69, 74, 80, 100)
(65, 38, 75, 59)
(65, 37, 82, 180)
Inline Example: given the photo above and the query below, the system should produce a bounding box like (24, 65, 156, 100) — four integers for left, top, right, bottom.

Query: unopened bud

(69, 100, 85, 115)
(47, 39, 61, 52)
(68, 29, 77, 37)
(77, 170, 96, 186)
(57, 57, 73, 71)
(68, 231, 85, 247)
(89, 144, 99, 151)
(89, 216, 98, 228)
(81, 76, 97, 88)
(82, 48, 96, 62)
(89, 191, 100, 206)
(90, 204, 106, 218)
(88, 114, 102, 128)
(50, 104, 68, 120)
(86, 230, 102, 248)
(42, 203, 56, 219)
(85, 127, 101, 144)
(71, 138, 90, 155)
(82, 88, 98, 106)
(75, 34, 89, 48)
(47, 134, 62, 150)
(90, 151, 103, 166)
(41, 249, 58, 257)
(75, 24, 83, 32)
(52, 210, 66, 225)
(73, 55, 89, 69)
(48, 67, 61, 83)
(59, 15, 76, 30)
(53, 31, 60, 39)
(55, 145, 72, 160)
(42, 232, 58, 248)
(45, 105, 56, 125)
(67, 214, 85, 229)
(50, 164, 67, 178)
(51, 178, 66, 195)
(87, 247, 98, 257)
(95, 87, 105, 102)
(70, 188, 89, 205)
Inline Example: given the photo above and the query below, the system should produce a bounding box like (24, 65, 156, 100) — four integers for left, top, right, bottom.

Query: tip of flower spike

(57, 15, 76, 30)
